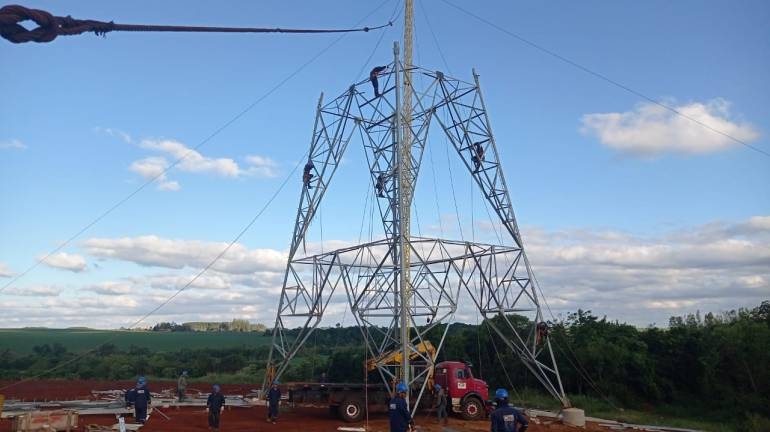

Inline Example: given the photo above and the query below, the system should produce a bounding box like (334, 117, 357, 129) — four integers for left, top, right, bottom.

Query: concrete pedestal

(562, 407, 586, 427)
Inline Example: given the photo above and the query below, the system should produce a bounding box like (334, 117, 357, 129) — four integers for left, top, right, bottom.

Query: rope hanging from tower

(0, 4, 392, 44)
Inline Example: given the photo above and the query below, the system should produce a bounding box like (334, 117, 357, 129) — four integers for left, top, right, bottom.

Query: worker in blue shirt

(369, 65, 388, 98)
(388, 382, 414, 432)
(267, 380, 281, 424)
(490, 388, 528, 432)
(207, 384, 226, 431)
(125, 376, 151, 424)
(434, 383, 448, 425)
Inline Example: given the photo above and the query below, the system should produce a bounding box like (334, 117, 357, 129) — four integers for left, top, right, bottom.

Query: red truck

(433, 360, 489, 420)
(286, 360, 489, 422)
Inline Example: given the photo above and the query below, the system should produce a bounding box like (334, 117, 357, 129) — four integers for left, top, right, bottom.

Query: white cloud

(38, 252, 87, 272)
(0, 138, 27, 150)
(140, 139, 241, 177)
(0, 262, 13, 277)
(3, 284, 62, 297)
(129, 156, 179, 191)
(522, 215, 770, 325)
(83, 235, 287, 274)
(245, 155, 279, 178)
(3, 217, 768, 329)
(580, 98, 759, 156)
(94, 127, 132, 144)
(127, 138, 277, 189)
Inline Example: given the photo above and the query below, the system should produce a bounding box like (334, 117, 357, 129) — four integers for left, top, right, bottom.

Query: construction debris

(11, 409, 77, 432)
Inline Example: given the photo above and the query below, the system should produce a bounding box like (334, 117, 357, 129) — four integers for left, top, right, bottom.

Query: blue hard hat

(272, 379, 280, 385)
(495, 388, 508, 399)
(182, 370, 188, 376)
(213, 384, 221, 392)
(137, 376, 146, 385)
(434, 383, 441, 391)
(396, 382, 408, 393)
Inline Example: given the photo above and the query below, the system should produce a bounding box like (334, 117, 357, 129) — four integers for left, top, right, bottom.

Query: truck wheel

(339, 398, 365, 422)
(460, 397, 484, 420)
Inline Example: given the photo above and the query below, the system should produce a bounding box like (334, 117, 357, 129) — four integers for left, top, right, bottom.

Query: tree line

(1, 301, 767, 428)
(145, 319, 267, 332)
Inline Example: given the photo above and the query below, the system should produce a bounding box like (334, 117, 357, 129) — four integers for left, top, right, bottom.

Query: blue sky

(1, 0, 768, 329)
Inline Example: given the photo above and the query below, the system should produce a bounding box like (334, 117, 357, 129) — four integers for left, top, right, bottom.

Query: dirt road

(0, 380, 605, 432)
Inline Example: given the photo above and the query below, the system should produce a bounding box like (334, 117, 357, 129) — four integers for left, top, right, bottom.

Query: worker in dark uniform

(434, 383, 448, 425)
(267, 380, 281, 424)
(490, 388, 528, 432)
(207, 384, 226, 432)
(375, 173, 386, 197)
(536, 321, 549, 345)
(303, 161, 315, 189)
(389, 382, 414, 432)
(370, 65, 388, 98)
(125, 376, 151, 424)
(471, 141, 485, 172)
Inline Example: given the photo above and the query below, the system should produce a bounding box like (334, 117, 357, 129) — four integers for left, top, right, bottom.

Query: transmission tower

(263, 0, 570, 412)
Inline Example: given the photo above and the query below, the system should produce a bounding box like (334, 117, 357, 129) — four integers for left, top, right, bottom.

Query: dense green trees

(1, 301, 767, 427)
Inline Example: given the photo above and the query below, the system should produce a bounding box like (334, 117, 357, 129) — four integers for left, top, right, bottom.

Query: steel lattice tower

(262, 37, 570, 410)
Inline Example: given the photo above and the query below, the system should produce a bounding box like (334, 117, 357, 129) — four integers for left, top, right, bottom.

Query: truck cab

(433, 361, 488, 420)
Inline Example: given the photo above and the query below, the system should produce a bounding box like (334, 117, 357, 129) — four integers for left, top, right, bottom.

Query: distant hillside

(0, 328, 271, 354)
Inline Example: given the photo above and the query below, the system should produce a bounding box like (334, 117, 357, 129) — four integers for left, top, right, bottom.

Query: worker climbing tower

(264, 0, 570, 412)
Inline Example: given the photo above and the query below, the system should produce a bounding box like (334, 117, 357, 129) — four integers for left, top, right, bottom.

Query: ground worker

(303, 161, 315, 189)
(388, 382, 414, 432)
(206, 384, 226, 432)
(267, 380, 281, 424)
(434, 383, 448, 425)
(490, 388, 528, 432)
(177, 370, 188, 402)
(125, 376, 151, 424)
(471, 141, 485, 172)
(369, 65, 388, 98)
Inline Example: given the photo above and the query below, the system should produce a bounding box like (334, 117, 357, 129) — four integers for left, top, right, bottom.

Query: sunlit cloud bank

(581, 98, 759, 157)
(2, 218, 768, 328)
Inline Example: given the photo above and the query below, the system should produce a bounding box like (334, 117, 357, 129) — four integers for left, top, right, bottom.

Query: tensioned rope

(439, 0, 769, 160)
(0, 1, 394, 294)
(0, 4, 392, 44)
(420, 2, 616, 406)
(0, 2, 396, 391)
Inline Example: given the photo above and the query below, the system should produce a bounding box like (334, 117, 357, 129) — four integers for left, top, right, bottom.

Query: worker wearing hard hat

(490, 388, 528, 432)
(266, 380, 281, 424)
(125, 376, 151, 424)
(388, 382, 415, 432)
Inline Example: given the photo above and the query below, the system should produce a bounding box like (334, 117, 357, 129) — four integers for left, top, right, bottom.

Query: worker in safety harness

(389, 382, 415, 432)
(370, 65, 388, 98)
(490, 388, 528, 432)
(303, 161, 315, 189)
(375, 173, 386, 197)
(471, 141, 485, 172)
(125, 376, 151, 424)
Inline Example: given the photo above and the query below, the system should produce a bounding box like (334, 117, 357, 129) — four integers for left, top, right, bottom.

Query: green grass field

(0, 328, 272, 354)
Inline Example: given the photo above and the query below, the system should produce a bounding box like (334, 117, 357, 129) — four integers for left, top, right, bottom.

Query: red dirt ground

(0, 380, 607, 432)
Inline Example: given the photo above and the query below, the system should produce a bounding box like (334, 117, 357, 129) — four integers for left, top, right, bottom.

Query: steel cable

(0, 4, 392, 44)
